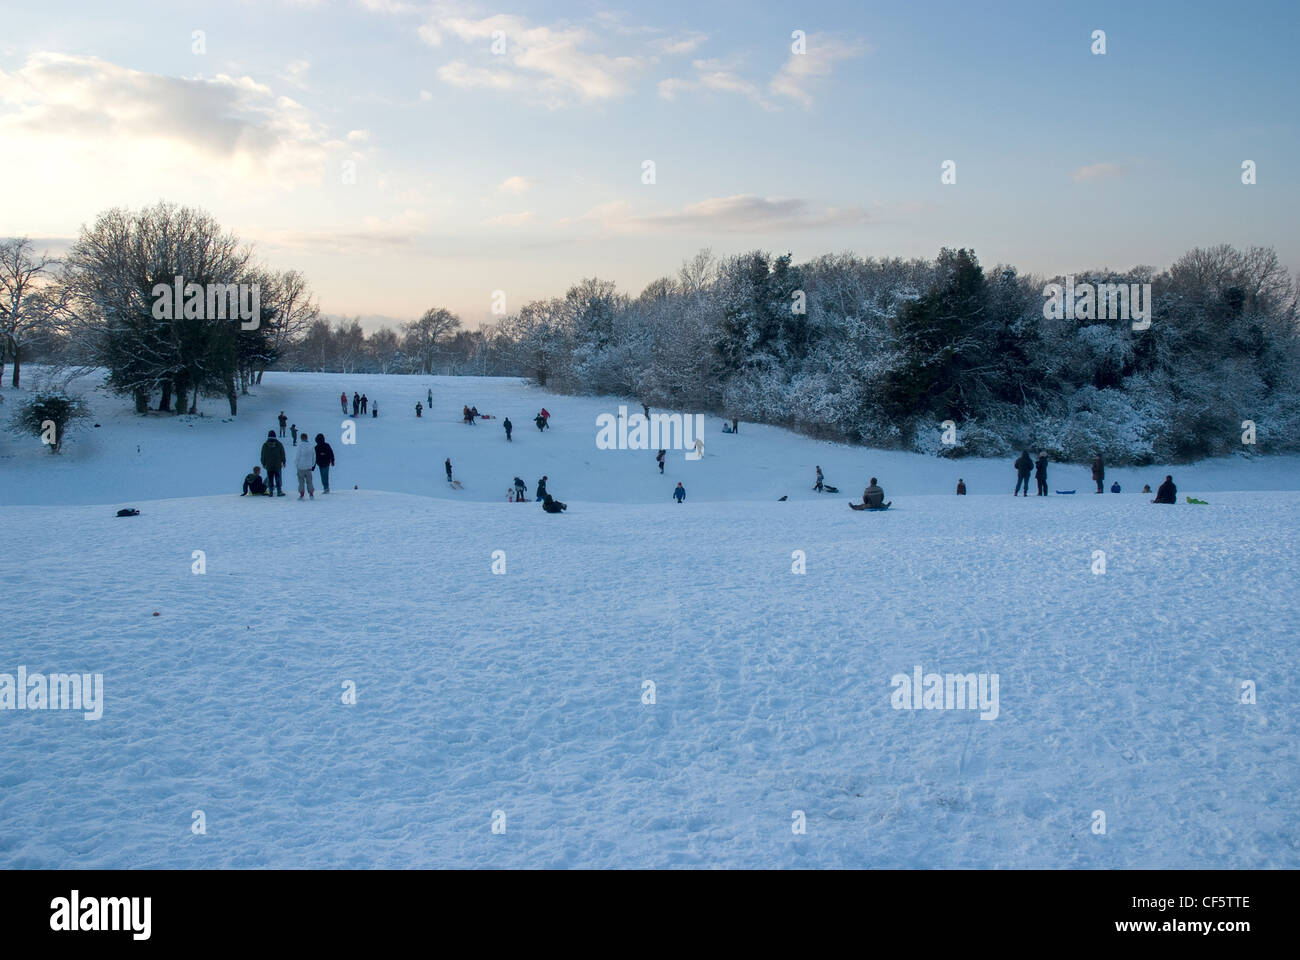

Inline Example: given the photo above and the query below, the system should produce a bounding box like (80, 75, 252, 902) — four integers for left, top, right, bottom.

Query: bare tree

(0, 237, 59, 388)
(403, 307, 461, 374)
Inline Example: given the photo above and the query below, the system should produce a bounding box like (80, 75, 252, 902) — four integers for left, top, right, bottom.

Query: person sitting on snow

(542, 493, 567, 513)
(1153, 476, 1177, 504)
(864, 478, 885, 509)
(241, 466, 267, 496)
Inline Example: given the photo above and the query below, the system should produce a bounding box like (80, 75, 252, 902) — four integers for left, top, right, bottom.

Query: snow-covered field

(1, 371, 1296, 867)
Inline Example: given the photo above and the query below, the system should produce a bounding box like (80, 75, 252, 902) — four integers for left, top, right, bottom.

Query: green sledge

(850, 501, 892, 511)
(1186, 496, 1208, 505)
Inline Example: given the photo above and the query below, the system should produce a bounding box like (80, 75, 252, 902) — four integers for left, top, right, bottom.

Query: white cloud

(769, 35, 868, 109)
(577, 195, 871, 234)
(436, 61, 517, 91)
(497, 175, 537, 194)
(282, 59, 311, 88)
(1071, 162, 1126, 182)
(483, 211, 536, 227)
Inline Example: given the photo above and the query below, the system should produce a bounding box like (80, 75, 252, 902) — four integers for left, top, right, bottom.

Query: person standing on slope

(535, 476, 548, 501)
(815, 466, 825, 492)
(261, 430, 287, 497)
(956, 478, 966, 495)
(1014, 450, 1033, 496)
(314, 433, 335, 494)
(427, 388, 433, 407)
(1035, 452, 1049, 496)
(295, 433, 316, 499)
(1153, 476, 1177, 504)
(290, 423, 297, 446)
(673, 482, 686, 503)
(352, 392, 361, 417)
(277, 411, 287, 437)
(340, 392, 348, 414)
(445, 458, 453, 483)
(656, 449, 665, 474)
(513, 477, 527, 501)
(1092, 454, 1105, 494)
(503, 417, 512, 441)
(415, 402, 423, 418)
(360, 394, 368, 415)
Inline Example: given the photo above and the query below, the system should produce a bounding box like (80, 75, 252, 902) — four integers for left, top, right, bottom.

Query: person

(1153, 475, 1176, 504)
(642, 403, 650, 419)
(360, 394, 368, 415)
(427, 388, 433, 407)
(1092, 454, 1105, 494)
(1142, 484, 1152, 494)
(656, 449, 665, 474)
(731, 417, 739, 434)
(542, 493, 567, 513)
(1035, 452, 1049, 496)
(290, 423, 297, 446)
(1111, 481, 1121, 493)
(673, 482, 686, 503)
(535, 476, 548, 501)
(956, 478, 966, 495)
(513, 477, 527, 501)
(352, 392, 361, 417)
(507, 488, 515, 502)
(241, 466, 267, 496)
(814, 466, 824, 492)
(462, 405, 471, 424)
(864, 478, 885, 509)
(445, 458, 453, 483)
(294, 433, 316, 499)
(540, 407, 550, 425)
(314, 433, 335, 493)
(692, 437, 704, 459)
(503, 417, 512, 441)
(372, 401, 378, 418)
(260, 429, 287, 497)
(277, 411, 287, 437)
(722, 421, 733, 434)
(415, 402, 423, 418)
(470, 406, 479, 423)
(340, 391, 348, 414)
(535, 413, 546, 432)
(1014, 450, 1033, 496)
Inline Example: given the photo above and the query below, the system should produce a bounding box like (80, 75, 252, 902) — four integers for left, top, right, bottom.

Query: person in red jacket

(340, 391, 347, 414)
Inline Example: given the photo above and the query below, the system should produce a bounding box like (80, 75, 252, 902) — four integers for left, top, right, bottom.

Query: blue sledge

(1055, 489, 1076, 495)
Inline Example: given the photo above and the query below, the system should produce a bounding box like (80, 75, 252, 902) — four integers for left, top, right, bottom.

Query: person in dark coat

(673, 482, 686, 503)
(415, 402, 423, 418)
(542, 494, 567, 513)
(277, 412, 287, 437)
(956, 478, 966, 495)
(535, 476, 548, 501)
(352, 392, 361, 417)
(513, 477, 527, 501)
(1014, 451, 1033, 496)
(241, 466, 267, 496)
(656, 449, 665, 474)
(534, 414, 546, 432)
(360, 394, 368, 414)
(314, 433, 335, 493)
(864, 478, 884, 508)
(290, 423, 297, 446)
(445, 458, 453, 482)
(260, 430, 287, 496)
(427, 388, 433, 407)
(1153, 475, 1177, 504)
(1092, 454, 1105, 493)
(1035, 452, 1049, 496)
(814, 466, 824, 492)
(503, 417, 512, 441)
(1111, 481, 1121, 493)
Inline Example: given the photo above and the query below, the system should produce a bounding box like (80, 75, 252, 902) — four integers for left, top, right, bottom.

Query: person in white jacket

(294, 433, 316, 498)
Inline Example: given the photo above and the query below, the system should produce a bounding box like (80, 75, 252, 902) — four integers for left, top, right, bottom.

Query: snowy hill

(2, 369, 1297, 507)
(1, 370, 1297, 868)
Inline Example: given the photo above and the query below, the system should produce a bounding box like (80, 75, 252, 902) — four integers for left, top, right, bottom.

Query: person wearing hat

(260, 430, 287, 496)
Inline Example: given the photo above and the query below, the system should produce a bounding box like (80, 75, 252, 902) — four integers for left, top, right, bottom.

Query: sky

(1, 0, 1296, 330)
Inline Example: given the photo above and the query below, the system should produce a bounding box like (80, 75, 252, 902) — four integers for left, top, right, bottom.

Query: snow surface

(0, 371, 1296, 867)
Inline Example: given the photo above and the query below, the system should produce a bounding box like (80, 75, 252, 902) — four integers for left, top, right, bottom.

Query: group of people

(503, 475, 566, 511)
(341, 391, 372, 417)
(1011, 451, 1052, 496)
(462, 405, 480, 425)
(245, 427, 336, 499)
(534, 408, 551, 432)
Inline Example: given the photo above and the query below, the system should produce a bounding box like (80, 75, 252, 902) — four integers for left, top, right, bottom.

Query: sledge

(849, 501, 892, 511)
(1186, 496, 1208, 505)
(448, 480, 464, 489)
(818, 485, 840, 493)
(1055, 489, 1076, 495)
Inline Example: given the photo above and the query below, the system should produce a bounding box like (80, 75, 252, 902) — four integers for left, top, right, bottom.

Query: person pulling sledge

(814, 466, 824, 492)
(445, 458, 453, 483)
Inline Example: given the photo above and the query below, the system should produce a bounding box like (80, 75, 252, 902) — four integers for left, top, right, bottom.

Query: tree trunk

(158, 381, 172, 412)
(10, 345, 18, 388)
(226, 376, 238, 415)
(134, 388, 149, 414)
(174, 382, 187, 415)
(255, 369, 264, 384)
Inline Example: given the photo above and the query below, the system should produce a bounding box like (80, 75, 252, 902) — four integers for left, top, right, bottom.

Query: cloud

(483, 211, 536, 227)
(436, 60, 518, 91)
(658, 57, 776, 109)
(497, 175, 537, 194)
(281, 59, 311, 88)
(0, 52, 337, 184)
(769, 35, 868, 108)
(654, 33, 708, 56)
(1071, 162, 1126, 182)
(262, 210, 430, 254)
(577, 195, 871, 234)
